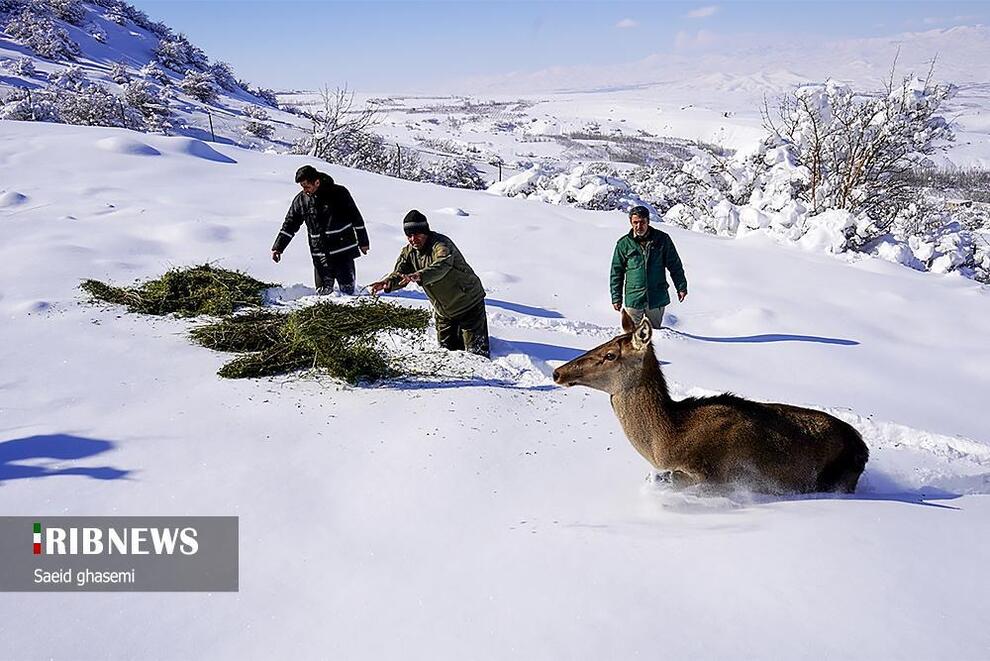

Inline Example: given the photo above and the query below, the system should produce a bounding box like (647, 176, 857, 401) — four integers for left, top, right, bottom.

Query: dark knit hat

(402, 209, 430, 234)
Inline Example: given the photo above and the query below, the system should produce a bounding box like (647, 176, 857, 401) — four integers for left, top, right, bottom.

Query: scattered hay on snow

(81, 264, 274, 317)
(190, 299, 431, 383)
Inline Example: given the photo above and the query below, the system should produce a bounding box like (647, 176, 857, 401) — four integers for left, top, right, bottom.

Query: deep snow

(1, 120, 989, 659)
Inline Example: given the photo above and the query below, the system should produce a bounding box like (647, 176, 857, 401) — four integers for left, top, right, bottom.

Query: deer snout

(552, 366, 577, 386)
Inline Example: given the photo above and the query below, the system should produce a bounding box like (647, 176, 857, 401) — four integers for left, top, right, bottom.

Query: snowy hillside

(0, 0, 310, 148)
(1, 120, 989, 659)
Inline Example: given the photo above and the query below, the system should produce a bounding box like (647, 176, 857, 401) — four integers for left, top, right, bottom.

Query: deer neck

(609, 351, 676, 470)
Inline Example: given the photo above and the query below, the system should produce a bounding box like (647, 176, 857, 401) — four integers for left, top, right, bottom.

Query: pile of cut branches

(81, 264, 273, 317)
(190, 300, 431, 383)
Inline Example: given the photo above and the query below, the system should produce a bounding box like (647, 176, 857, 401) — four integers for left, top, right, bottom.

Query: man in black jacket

(271, 165, 370, 294)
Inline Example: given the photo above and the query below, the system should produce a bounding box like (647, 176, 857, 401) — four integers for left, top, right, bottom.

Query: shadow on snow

(381, 290, 564, 319)
(0, 434, 131, 484)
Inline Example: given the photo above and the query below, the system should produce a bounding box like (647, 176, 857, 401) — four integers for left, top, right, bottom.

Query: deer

(552, 312, 869, 494)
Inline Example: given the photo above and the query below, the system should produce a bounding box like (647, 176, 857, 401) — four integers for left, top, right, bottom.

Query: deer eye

(604, 352, 617, 361)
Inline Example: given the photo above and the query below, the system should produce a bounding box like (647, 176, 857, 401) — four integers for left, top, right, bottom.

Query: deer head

(553, 311, 654, 395)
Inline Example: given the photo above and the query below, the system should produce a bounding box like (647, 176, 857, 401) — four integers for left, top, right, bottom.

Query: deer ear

(632, 316, 653, 349)
(621, 309, 635, 333)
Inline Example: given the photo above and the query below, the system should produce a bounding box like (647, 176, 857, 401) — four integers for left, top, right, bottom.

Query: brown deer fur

(552, 312, 868, 494)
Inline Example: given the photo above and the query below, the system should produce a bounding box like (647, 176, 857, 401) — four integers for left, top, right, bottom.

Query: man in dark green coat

(610, 205, 688, 329)
(370, 210, 490, 358)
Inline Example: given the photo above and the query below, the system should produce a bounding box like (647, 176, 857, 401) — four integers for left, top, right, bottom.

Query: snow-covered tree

(307, 86, 381, 162)
(103, 2, 126, 25)
(47, 63, 85, 88)
(3, 56, 37, 77)
(765, 72, 956, 244)
(3, 6, 81, 60)
(179, 70, 218, 103)
(109, 61, 130, 84)
(251, 87, 278, 108)
(415, 158, 487, 190)
(208, 61, 239, 92)
(140, 60, 170, 86)
(123, 78, 170, 133)
(0, 87, 60, 121)
(152, 39, 188, 72)
(242, 105, 274, 140)
(54, 81, 136, 127)
(0, 0, 28, 14)
(175, 33, 208, 71)
(85, 21, 107, 43)
(46, 0, 85, 25)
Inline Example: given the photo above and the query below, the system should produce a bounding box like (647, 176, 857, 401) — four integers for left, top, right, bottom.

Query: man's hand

(369, 280, 387, 295)
(677, 290, 687, 302)
(271, 250, 281, 263)
(360, 246, 369, 255)
(612, 302, 622, 311)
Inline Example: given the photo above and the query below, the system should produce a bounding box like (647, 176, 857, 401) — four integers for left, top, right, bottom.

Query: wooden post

(498, 162, 502, 182)
(207, 110, 216, 142)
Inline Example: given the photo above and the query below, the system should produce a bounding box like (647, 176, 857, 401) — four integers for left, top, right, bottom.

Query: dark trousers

(436, 299, 490, 358)
(313, 256, 355, 295)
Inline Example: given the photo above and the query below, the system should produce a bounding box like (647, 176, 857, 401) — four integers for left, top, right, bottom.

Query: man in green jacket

(370, 210, 490, 358)
(610, 205, 688, 329)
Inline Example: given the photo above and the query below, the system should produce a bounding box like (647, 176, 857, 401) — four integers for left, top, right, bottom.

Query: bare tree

(762, 58, 956, 242)
(307, 85, 382, 161)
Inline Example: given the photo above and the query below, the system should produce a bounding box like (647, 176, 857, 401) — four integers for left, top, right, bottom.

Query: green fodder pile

(81, 265, 274, 317)
(190, 300, 431, 383)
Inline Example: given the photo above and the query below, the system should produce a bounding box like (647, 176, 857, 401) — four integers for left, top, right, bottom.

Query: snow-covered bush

(242, 105, 274, 140)
(153, 34, 208, 73)
(109, 61, 130, 84)
(0, 0, 28, 14)
(766, 76, 956, 243)
(626, 163, 682, 214)
(208, 61, 239, 92)
(54, 81, 134, 127)
(252, 87, 278, 108)
(490, 163, 644, 211)
(140, 61, 170, 86)
(3, 6, 81, 60)
(307, 86, 382, 163)
(3, 56, 37, 77)
(414, 158, 486, 190)
(47, 63, 85, 88)
(315, 130, 399, 176)
(103, 2, 126, 25)
(0, 87, 60, 121)
(85, 21, 106, 43)
(123, 79, 170, 133)
(152, 38, 188, 72)
(177, 33, 208, 71)
(179, 70, 218, 103)
(46, 0, 85, 25)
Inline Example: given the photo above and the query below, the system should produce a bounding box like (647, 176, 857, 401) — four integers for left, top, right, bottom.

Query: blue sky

(128, 1, 989, 91)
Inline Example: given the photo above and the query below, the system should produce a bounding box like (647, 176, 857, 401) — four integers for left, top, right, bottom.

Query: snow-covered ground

(1, 120, 989, 659)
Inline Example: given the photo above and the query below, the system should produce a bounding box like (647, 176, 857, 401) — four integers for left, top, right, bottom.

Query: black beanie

(403, 210, 430, 233)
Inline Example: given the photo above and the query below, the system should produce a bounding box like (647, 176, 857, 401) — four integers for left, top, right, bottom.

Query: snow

(1, 119, 989, 658)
